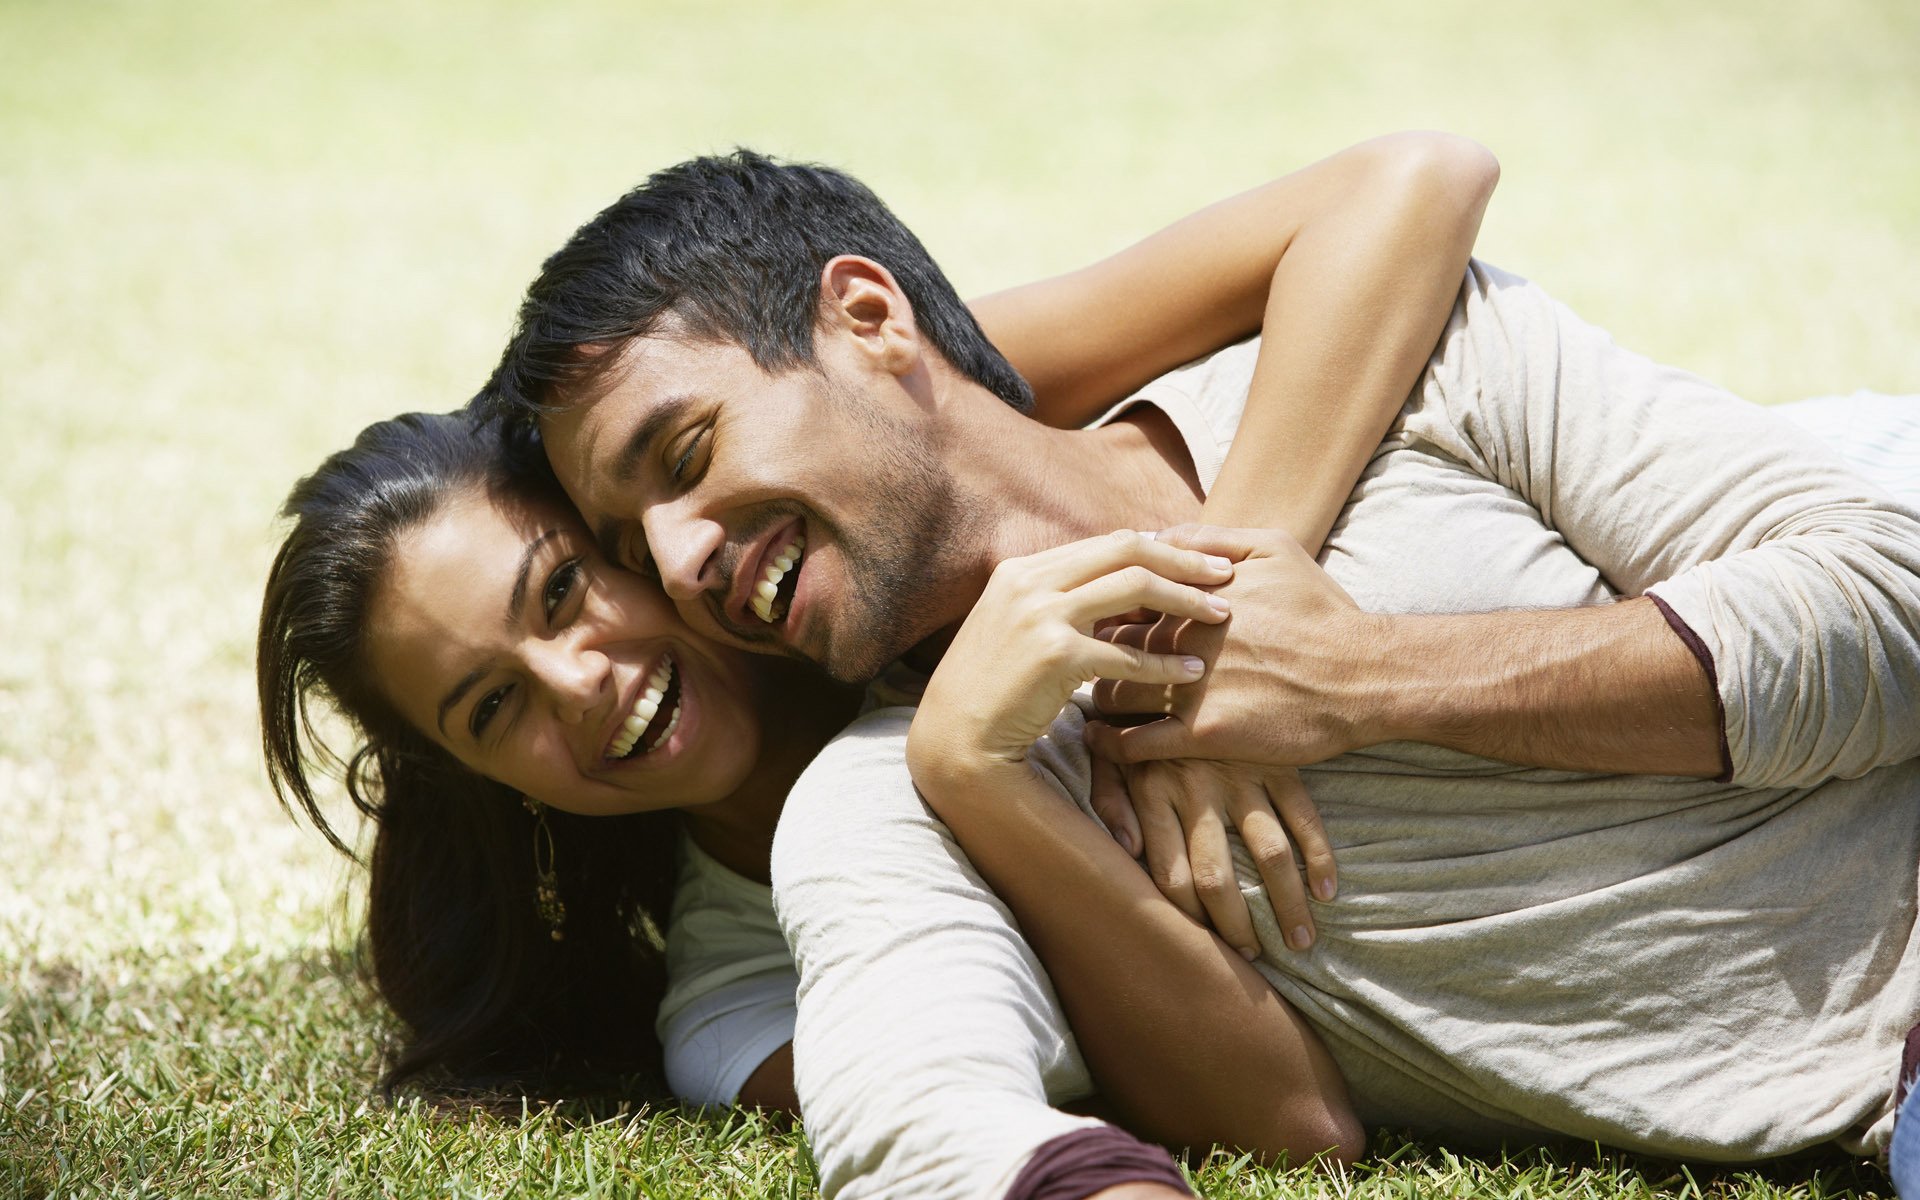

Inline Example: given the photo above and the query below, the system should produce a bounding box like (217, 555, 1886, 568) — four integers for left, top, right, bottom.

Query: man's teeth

(609, 656, 676, 760)
(751, 530, 806, 624)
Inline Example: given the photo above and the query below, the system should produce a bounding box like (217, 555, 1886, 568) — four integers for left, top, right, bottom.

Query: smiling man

(473, 150, 1920, 1200)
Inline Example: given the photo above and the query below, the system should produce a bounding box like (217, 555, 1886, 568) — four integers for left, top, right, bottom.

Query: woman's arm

(975, 133, 1499, 954)
(735, 1043, 798, 1113)
(907, 533, 1363, 1163)
(972, 130, 1499, 551)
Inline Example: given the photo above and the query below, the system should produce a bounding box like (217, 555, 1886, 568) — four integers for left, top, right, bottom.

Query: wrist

(1340, 611, 1429, 749)
(905, 722, 1035, 810)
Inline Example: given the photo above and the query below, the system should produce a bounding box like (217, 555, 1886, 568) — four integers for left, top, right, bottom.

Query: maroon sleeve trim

(1645, 592, 1734, 784)
(1898, 1019, 1920, 1111)
(1003, 1127, 1192, 1200)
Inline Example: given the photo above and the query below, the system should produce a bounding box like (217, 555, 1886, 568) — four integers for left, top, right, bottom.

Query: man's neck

(908, 381, 1206, 667)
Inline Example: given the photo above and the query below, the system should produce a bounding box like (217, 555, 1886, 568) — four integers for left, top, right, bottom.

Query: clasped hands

(905, 524, 1378, 962)
(1084, 525, 1383, 958)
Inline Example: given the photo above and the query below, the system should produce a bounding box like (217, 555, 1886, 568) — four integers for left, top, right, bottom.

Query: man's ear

(819, 255, 922, 377)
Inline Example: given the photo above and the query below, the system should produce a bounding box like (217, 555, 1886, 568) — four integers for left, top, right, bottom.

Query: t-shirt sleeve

(656, 839, 800, 1106)
(769, 708, 1106, 1200)
(1414, 261, 1920, 789)
(657, 964, 797, 1107)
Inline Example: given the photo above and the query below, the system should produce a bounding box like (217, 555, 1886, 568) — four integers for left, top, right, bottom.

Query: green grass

(1, 0, 1913, 1195)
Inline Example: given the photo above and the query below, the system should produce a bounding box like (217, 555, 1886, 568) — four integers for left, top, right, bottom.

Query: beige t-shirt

(771, 262, 1920, 1198)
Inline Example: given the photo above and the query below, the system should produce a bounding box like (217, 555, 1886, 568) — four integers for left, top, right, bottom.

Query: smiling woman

(362, 486, 771, 816)
(257, 409, 859, 1104)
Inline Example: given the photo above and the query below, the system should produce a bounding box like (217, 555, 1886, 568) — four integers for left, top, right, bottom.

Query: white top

(769, 261, 1920, 1198)
(656, 833, 797, 1106)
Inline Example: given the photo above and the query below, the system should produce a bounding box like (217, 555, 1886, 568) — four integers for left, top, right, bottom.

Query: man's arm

(1096, 265, 1920, 785)
(975, 134, 1500, 950)
(771, 711, 1159, 1200)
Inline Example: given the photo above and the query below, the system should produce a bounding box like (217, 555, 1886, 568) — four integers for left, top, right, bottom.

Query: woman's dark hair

(476, 148, 1034, 433)
(257, 409, 675, 1099)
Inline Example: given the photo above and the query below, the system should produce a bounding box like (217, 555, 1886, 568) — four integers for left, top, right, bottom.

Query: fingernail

(1207, 594, 1230, 615)
(1239, 946, 1258, 962)
(1116, 831, 1136, 856)
(1205, 553, 1232, 571)
(1316, 877, 1336, 901)
(1181, 656, 1206, 675)
(1292, 925, 1313, 950)
(1140, 530, 1158, 540)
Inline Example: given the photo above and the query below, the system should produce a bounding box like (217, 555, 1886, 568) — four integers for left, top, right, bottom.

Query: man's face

(539, 333, 970, 683)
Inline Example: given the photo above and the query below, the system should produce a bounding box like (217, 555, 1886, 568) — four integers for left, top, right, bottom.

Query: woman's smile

(364, 482, 766, 817)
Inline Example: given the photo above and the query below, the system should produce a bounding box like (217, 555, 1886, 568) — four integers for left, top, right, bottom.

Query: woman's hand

(907, 530, 1234, 789)
(1090, 749, 1334, 958)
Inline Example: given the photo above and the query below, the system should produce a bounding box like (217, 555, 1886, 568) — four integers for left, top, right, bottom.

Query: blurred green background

(2, 1, 1913, 1194)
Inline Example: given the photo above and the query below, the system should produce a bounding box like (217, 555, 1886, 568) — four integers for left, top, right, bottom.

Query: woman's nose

(532, 643, 609, 725)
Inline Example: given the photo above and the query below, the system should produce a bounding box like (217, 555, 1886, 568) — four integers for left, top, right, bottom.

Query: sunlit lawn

(2, 0, 1914, 1195)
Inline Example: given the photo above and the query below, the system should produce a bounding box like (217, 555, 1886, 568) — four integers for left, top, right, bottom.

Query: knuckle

(1117, 564, 1154, 591)
(1150, 864, 1189, 893)
(1190, 868, 1232, 896)
(1251, 841, 1298, 875)
(1107, 528, 1142, 552)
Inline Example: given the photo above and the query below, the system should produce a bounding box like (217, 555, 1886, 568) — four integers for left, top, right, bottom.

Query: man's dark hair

(478, 149, 1034, 429)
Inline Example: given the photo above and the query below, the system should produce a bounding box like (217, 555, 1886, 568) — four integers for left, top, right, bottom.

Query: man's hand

(1089, 525, 1383, 767)
(1089, 751, 1334, 956)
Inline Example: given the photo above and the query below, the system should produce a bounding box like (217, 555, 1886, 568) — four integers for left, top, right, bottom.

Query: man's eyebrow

(609, 394, 697, 486)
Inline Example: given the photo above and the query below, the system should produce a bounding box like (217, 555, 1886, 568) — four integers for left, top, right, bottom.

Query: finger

(1179, 784, 1260, 961)
(1015, 528, 1235, 592)
(1153, 523, 1308, 564)
(1083, 714, 1199, 764)
(1087, 750, 1141, 859)
(1092, 622, 1175, 712)
(1230, 788, 1316, 952)
(1133, 768, 1206, 925)
(1065, 565, 1230, 633)
(1093, 611, 1159, 637)
(1076, 636, 1207, 688)
(1095, 674, 1181, 715)
(1093, 620, 1156, 646)
(1267, 768, 1337, 902)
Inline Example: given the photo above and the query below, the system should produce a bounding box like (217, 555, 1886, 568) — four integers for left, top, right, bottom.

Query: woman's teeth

(609, 655, 678, 760)
(751, 530, 805, 624)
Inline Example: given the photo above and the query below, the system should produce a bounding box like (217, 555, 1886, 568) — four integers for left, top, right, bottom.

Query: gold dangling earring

(523, 797, 566, 941)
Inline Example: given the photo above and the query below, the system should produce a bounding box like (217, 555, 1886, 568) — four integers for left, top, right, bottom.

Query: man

(476, 152, 1920, 1199)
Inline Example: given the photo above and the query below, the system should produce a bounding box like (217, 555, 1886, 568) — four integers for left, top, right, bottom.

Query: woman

(258, 133, 1499, 1119)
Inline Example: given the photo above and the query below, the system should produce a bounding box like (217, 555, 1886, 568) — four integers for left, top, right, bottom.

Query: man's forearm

(1356, 597, 1725, 778)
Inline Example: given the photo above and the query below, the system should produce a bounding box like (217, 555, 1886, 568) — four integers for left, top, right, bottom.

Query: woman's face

(364, 481, 766, 816)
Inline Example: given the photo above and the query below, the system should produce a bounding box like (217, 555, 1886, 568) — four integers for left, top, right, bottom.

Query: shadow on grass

(0, 947, 1894, 1198)
(1, 946, 812, 1199)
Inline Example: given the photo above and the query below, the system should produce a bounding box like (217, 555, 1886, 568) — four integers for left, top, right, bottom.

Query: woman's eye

(471, 687, 508, 737)
(544, 559, 585, 621)
(671, 427, 708, 484)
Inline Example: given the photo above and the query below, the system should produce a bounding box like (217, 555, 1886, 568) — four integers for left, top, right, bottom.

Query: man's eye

(470, 687, 509, 737)
(544, 559, 586, 621)
(670, 427, 708, 484)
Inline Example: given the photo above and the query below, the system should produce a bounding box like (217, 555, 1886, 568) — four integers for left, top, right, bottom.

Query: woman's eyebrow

(431, 526, 565, 740)
(436, 665, 490, 739)
(504, 528, 565, 630)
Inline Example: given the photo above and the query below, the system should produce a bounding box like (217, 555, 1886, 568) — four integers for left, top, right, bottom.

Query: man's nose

(532, 642, 609, 726)
(643, 506, 727, 602)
